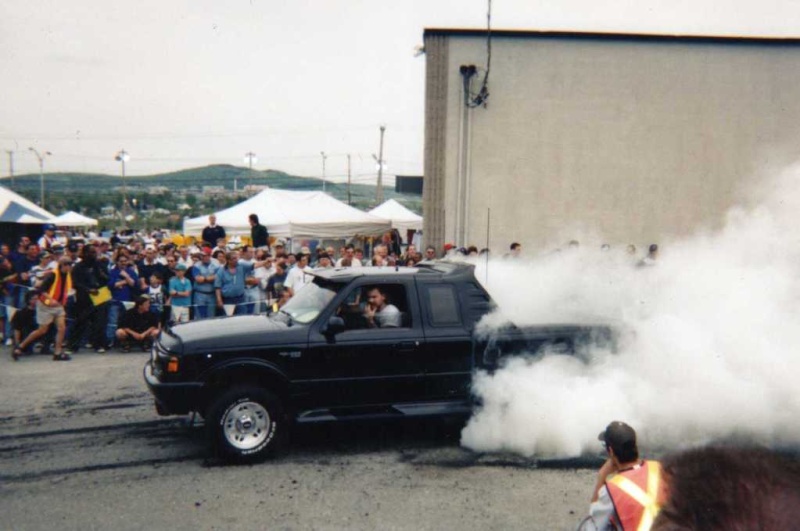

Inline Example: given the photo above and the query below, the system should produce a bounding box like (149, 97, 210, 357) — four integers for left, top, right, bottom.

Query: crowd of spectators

(2, 220, 433, 361)
(3, 216, 661, 361)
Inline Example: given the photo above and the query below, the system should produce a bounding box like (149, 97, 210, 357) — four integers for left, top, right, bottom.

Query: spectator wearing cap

(136, 245, 166, 293)
(38, 224, 58, 251)
(176, 245, 194, 270)
(202, 215, 226, 248)
(191, 249, 219, 320)
(106, 254, 139, 347)
(168, 263, 192, 324)
(588, 421, 666, 531)
(115, 296, 159, 352)
(28, 250, 56, 288)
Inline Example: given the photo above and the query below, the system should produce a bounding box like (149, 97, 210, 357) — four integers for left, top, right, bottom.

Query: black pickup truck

(144, 262, 611, 461)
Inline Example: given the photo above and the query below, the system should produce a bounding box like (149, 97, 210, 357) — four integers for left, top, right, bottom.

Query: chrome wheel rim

(222, 401, 271, 450)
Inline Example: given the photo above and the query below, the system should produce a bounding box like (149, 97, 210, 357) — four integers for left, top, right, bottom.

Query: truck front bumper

(143, 362, 204, 416)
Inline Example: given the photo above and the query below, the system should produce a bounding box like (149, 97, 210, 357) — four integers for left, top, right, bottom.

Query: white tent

(183, 189, 391, 239)
(0, 185, 56, 223)
(52, 210, 98, 227)
(368, 199, 423, 232)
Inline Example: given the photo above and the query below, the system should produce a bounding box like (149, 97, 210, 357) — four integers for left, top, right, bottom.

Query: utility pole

(28, 147, 51, 208)
(115, 149, 130, 218)
(374, 125, 386, 204)
(347, 154, 352, 205)
(320, 151, 327, 193)
(5, 150, 14, 188)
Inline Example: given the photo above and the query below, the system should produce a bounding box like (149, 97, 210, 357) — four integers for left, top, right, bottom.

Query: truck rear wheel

(207, 386, 283, 462)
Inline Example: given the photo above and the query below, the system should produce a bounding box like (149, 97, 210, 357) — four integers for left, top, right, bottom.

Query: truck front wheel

(207, 386, 283, 462)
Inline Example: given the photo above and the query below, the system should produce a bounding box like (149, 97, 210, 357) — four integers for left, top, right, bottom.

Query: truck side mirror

(323, 316, 345, 336)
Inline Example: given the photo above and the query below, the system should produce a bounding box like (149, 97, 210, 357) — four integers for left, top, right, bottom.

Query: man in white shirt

(285, 253, 313, 296)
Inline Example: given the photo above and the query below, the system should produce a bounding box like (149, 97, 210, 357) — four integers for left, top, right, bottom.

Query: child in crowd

(168, 264, 192, 324)
(147, 272, 167, 326)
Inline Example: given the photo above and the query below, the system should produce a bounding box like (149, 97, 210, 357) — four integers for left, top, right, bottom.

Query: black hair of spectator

(652, 446, 800, 530)
(467, 245, 478, 254)
(249, 213, 259, 224)
(151, 271, 163, 281)
(510, 242, 521, 251)
(345, 243, 355, 251)
(25, 290, 38, 304)
(479, 248, 490, 255)
(649, 243, 659, 253)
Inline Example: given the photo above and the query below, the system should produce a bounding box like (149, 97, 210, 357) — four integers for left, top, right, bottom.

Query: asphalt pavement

(0, 347, 599, 531)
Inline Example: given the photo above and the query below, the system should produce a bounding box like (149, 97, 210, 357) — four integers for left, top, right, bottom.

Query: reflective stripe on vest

(607, 460, 663, 531)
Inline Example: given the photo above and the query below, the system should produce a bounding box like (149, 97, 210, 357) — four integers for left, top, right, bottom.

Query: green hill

(3, 164, 422, 214)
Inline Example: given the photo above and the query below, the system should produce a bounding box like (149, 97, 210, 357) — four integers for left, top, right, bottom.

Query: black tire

(206, 386, 283, 463)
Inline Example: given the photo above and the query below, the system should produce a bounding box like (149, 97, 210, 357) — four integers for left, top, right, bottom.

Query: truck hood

(169, 315, 307, 353)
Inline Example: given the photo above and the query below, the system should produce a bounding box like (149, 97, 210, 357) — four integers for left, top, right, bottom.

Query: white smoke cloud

(461, 164, 800, 458)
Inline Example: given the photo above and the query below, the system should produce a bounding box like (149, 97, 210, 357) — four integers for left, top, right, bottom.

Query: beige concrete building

(422, 29, 800, 254)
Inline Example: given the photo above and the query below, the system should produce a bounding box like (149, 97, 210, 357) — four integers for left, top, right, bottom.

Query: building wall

(423, 31, 800, 254)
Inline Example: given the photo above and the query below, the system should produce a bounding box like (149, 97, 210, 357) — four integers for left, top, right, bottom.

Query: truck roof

(309, 260, 477, 282)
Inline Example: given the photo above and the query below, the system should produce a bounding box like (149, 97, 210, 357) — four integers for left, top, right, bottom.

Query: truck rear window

(426, 285, 462, 326)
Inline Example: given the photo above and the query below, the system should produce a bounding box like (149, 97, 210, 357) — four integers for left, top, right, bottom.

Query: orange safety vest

(606, 460, 666, 531)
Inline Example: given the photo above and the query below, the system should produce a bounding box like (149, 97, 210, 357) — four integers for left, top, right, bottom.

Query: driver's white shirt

(375, 304, 401, 328)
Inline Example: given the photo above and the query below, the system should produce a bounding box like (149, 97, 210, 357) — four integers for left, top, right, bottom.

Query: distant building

(147, 186, 170, 195)
(423, 28, 800, 252)
(202, 186, 226, 197)
(395, 175, 423, 195)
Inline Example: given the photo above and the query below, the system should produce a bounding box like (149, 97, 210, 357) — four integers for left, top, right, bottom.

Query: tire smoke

(461, 166, 800, 457)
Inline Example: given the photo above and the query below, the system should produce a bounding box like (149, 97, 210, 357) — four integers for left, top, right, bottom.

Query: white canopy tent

(52, 210, 99, 227)
(368, 199, 423, 232)
(183, 189, 391, 239)
(0, 186, 56, 223)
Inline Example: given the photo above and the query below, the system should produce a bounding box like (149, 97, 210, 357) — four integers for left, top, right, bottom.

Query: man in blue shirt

(191, 249, 219, 320)
(214, 251, 270, 316)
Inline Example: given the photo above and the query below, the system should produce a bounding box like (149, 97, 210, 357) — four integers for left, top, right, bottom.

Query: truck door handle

(395, 341, 418, 351)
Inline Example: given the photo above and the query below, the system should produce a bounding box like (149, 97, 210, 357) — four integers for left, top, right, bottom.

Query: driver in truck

(364, 286, 401, 328)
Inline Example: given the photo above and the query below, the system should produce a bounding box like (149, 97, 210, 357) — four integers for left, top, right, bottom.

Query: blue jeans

(194, 291, 217, 320)
(106, 301, 126, 346)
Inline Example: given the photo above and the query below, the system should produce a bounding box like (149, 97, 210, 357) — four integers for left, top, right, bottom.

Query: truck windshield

(278, 281, 341, 325)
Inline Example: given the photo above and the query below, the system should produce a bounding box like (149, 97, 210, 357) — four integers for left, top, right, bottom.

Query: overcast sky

(2, 0, 799, 184)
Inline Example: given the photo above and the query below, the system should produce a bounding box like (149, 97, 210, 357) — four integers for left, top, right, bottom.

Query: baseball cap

(176, 263, 187, 271)
(598, 421, 636, 450)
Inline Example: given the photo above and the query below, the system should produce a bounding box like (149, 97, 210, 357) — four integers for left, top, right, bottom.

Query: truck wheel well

(201, 367, 289, 415)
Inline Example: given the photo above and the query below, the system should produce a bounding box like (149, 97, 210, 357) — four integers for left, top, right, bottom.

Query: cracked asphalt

(0, 349, 599, 531)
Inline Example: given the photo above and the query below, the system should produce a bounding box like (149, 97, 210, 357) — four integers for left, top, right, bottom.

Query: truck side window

(427, 285, 462, 326)
(337, 284, 411, 330)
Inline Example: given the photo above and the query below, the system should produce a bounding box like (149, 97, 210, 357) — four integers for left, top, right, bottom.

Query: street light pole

(115, 149, 130, 217)
(244, 152, 257, 193)
(28, 147, 51, 208)
(320, 151, 327, 193)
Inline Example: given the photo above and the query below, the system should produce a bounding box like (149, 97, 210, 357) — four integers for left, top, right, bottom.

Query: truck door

(417, 282, 474, 401)
(303, 279, 426, 410)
